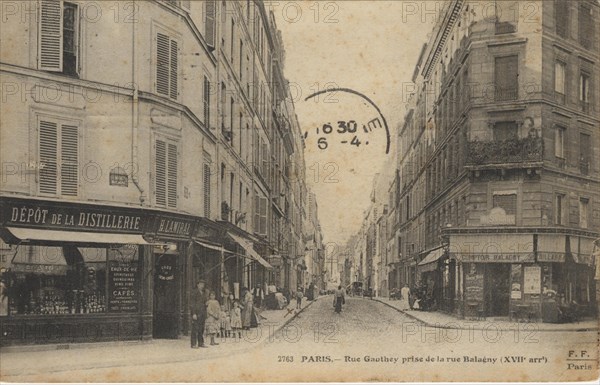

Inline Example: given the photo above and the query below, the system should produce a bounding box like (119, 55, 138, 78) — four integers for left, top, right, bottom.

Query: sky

(272, 1, 434, 247)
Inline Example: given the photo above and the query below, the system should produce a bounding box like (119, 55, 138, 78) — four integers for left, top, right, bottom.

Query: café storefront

(0, 196, 197, 346)
(448, 231, 598, 321)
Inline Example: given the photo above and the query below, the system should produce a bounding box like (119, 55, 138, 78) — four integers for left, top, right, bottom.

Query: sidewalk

(375, 297, 599, 332)
(0, 298, 315, 378)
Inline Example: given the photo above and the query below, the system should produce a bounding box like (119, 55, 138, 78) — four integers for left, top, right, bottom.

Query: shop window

(555, 193, 566, 225)
(579, 198, 589, 229)
(156, 32, 178, 100)
(38, 119, 79, 197)
(38, 1, 79, 77)
(155, 138, 178, 208)
(0, 243, 140, 316)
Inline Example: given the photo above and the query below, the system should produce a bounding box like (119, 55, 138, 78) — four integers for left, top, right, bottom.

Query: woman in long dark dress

(333, 286, 345, 313)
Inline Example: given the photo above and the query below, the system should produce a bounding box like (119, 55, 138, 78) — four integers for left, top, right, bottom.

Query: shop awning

(450, 234, 534, 263)
(537, 234, 566, 263)
(227, 232, 273, 270)
(194, 239, 225, 252)
(573, 237, 595, 265)
(418, 247, 445, 272)
(5, 227, 150, 245)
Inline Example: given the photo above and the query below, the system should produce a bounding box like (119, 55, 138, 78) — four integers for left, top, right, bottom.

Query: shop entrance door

(485, 264, 510, 316)
(153, 253, 180, 339)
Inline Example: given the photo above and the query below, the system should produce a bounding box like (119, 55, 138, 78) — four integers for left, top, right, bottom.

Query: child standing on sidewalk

(219, 304, 231, 338)
(296, 287, 303, 309)
(230, 300, 243, 339)
(205, 292, 221, 346)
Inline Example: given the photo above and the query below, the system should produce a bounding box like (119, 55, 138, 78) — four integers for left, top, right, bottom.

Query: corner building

(394, 0, 599, 321)
(0, 0, 308, 346)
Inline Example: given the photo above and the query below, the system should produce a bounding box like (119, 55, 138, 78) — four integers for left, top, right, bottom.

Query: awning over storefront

(227, 232, 273, 270)
(418, 247, 445, 272)
(194, 239, 225, 252)
(573, 237, 595, 265)
(537, 234, 566, 263)
(5, 227, 150, 245)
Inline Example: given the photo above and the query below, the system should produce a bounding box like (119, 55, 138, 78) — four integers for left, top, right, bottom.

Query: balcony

(495, 88, 518, 102)
(466, 137, 543, 168)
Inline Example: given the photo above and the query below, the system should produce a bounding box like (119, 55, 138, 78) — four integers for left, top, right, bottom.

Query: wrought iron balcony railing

(466, 137, 543, 166)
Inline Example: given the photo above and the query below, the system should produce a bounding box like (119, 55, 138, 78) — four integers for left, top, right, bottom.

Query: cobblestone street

(2, 297, 597, 382)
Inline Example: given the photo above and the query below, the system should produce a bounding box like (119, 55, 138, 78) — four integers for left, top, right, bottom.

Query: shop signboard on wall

(108, 246, 140, 313)
(523, 266, 541, 294)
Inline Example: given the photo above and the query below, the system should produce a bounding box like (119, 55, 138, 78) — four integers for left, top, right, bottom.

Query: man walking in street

(190, 280, 208, 348)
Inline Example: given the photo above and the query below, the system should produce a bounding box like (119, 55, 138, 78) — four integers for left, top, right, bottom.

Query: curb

(0, 300, 317, 378)
(373, 298, 599, 332)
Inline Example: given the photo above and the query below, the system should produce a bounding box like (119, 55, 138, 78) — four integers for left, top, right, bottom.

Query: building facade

(0, 0, 313, 346)
(392, 0, 599, 321)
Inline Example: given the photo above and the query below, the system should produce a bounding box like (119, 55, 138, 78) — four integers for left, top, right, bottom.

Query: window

(554, 61, 566, 104)
(204, 1, 216, 49)
(554, 126, 565, 159)
(555, 193, 566, 225)
(38, 1, 79, 77)
(579, 72, 590, 112)
(579, 198, 589, 228)
(230, 18, 235, 61)
(580, 132, 591, 175)
(155, 138, 178, 208)
(239, 40, 244, 80)
(493, 121, 518, 141)
(156, 33, 178, 100)
(0, 244, 140, 316)
(39, 118, 79, 197)
(493, 193, 517, 216)
(254, 194, 267, 236)
(495, 55, 518, 101)
(555, 0, 569, 38)
(579, 4, 593, 49)
(203, 76, 210, 127)
(203, 163, 211, 218)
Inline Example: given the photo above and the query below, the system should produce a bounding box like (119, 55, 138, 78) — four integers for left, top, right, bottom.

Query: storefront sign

(523, 266, 541, 294)
(108, 260, 140, 313)
(537, 253, 565, 263)
(1, 198, 145, 234)
(456, 253, 534, 263)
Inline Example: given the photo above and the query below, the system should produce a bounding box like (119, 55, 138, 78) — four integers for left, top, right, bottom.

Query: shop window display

(0, 240, 139, 316)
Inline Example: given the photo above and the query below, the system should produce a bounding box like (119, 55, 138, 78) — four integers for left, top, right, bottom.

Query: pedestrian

(219, 304, 231, 339)
(399, 284, 411, 311)
(230, 300, 242, 339)
(190, 280, 208, 349)
(241, 287, 253, 329)
(296, 287, 303, 309)
(333, 285, 345, 313)
(204, 291, 221, 346)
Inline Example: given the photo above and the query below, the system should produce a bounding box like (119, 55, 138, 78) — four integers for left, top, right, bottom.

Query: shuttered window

(39, 0, 63, 71)
(155, 139, 178, 208)
(203, 163, 211, 217)
(555, 126, 565, 159)
(555, 61, 566, 95)
(253, 194, 267, 236)
(494, 55, 518, 101)
(579, 4, 593, 49)
(203, 76, 210, 127)
(204, 1, 216, 49)
(156, 33, 178, 100)
(38, 1, 79, 76)
(39, 119, 79, 196)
